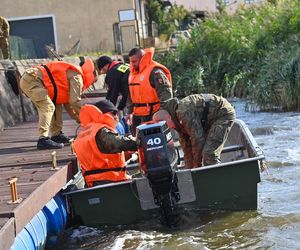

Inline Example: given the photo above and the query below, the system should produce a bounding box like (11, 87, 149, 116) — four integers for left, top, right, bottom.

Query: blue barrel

(53, 195, 67, 227)
(42, 194, 67, 247)
(11, 194, 68, 249)
(11, 227, 35, 250)
(24, 210, 48, 249)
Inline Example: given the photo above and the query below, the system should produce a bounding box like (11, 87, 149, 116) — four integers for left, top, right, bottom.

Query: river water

(57, 100, 300, 250)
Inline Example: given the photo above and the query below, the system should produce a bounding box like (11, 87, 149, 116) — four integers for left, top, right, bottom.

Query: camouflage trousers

(0, 38, 9, 59)
(202, 118, 234, 166)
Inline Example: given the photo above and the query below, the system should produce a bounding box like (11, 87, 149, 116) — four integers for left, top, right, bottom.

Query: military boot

(51, 131, 71, 144)
(37, 137, 64, 150)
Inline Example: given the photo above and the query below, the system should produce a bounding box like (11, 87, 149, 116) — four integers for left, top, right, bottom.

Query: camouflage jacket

(0, 17, 9, 38)
(127, 67, 173, 114)
(96, 127, 137, 153)
(165, 94, 236, 168)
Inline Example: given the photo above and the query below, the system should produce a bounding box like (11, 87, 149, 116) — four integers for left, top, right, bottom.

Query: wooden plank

(0, 183, 42, 214)
(0, 171, 52, 183)
(0, 94, 101, 238)
(13, 163, 73, 234)
(0, 218, 15, 250)
(0, 146, 75, 168)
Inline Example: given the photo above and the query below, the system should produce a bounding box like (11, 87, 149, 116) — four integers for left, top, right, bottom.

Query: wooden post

(70, 138, 75, 155)
(7, 178, 22, 204)
(51, 151, 59, 170)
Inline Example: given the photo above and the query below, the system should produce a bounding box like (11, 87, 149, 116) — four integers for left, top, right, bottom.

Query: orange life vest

(36, 59, 95, 104)
(129, 48, 172, 116)
(73, 105, 127, 187)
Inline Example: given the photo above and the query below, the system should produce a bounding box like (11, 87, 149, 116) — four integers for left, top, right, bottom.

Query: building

(1, 0, 147, 58)
(167, 0, 262, 13)
(1, 0, 263, 59)
(167, 0, 217, 12)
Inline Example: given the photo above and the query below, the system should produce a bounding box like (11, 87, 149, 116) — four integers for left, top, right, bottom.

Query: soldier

(153, 94, 236, 168)
(20, 58, 97, 150)
(127, 47, 173, 135)
(73, 100, 137, 187)
(96, 56, 130, 118)
(0, 16, 10, 59)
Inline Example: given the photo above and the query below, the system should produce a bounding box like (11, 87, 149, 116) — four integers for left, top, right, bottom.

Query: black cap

(97, 56, 113, 70)
(94, 100, 117, 114)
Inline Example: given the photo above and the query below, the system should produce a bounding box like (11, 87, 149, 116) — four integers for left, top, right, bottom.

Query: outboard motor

(136, 121, 180, 226)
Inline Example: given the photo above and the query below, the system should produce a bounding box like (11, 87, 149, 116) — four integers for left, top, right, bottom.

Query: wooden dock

(0, 92, 106, 250)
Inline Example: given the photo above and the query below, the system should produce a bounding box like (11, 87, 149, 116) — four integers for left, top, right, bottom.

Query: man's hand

(125, 114, 133, 126)
(117, 110, 123, 120)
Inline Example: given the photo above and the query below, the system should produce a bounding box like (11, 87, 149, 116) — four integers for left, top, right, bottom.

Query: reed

(160, 0, 300, 110)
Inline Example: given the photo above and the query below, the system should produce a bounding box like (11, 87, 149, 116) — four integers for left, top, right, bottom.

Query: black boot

(37, 137, 64, 150)
(51, 131, 71, 144)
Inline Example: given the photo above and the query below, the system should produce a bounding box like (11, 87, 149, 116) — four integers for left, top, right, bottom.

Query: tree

(146, 0, 191, 38)
(216, 0, 226, 14)
(147, 0, 165, 36)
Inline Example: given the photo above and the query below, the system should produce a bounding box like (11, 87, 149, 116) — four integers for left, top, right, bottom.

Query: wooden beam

(13, 164, 72, 235)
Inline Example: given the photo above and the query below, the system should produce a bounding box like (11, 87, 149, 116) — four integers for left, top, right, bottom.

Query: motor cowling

(136, 121, 180, 226)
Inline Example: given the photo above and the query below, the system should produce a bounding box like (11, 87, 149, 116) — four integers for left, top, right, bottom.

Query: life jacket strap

(41, 64, 58, 119)
(133, 101, 159, 115)
(84, 167, 125, 176)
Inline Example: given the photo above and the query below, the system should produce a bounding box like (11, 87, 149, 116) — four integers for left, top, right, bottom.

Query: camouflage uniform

(0, 16, 9, 59)
(89, 127, 137, 186)
(127, 67, 173, 134)
(20, 67, 83, 137)
(96, 127, 137, 153)
(165, 94, 236, 168)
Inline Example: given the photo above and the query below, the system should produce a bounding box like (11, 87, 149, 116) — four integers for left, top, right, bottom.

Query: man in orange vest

(127, 47, 173, 135)
(73, 100, 137, 187)
(20, 58, 97, 150)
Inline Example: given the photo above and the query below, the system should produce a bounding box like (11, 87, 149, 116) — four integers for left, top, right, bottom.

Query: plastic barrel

(24, 210, 48, 250)
(11, 227, 35, 250)
(42, 194, 67, 247)
(53, 195, 67, 227)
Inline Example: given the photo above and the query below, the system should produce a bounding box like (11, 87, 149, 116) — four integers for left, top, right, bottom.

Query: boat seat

(222, 144, 245, 153)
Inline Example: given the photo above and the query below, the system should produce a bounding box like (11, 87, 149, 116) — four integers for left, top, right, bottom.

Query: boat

(62, 119, 265, 226)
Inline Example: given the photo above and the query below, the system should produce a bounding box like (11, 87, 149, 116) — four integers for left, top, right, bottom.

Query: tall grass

(160, 0, 300, 110)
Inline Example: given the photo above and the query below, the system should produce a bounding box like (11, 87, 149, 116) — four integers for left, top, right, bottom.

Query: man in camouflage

(74, 100, 137, 186)
(127, 47, 173, 135)
(92, 100, 137, 153)
(153, 94, 236, 168)
(0, 16, 10, 59)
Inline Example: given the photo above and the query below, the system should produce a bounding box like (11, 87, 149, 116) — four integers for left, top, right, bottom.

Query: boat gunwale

(62, 154, 264, 196)
(63, 119, 265, 196)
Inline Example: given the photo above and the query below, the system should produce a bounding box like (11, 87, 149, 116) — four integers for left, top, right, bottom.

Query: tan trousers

(20, 71, 63, 137)
(0, 37, 9, 59)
